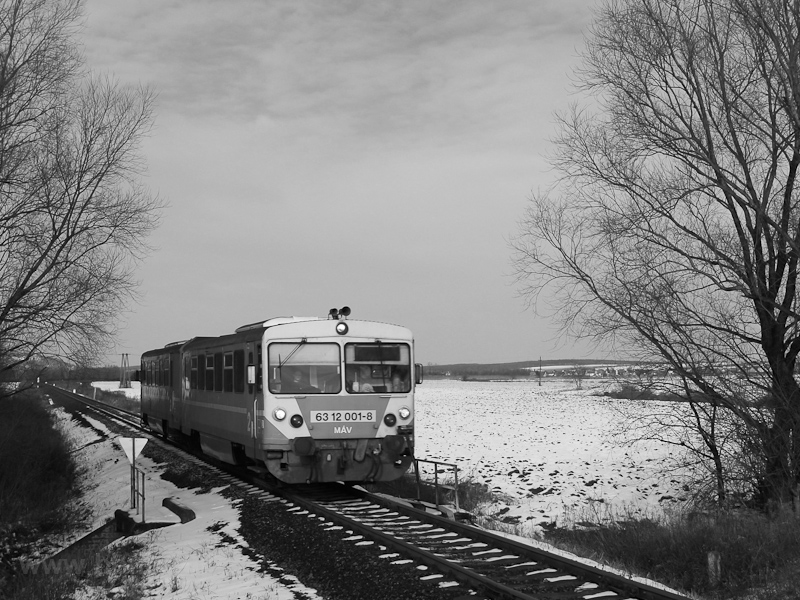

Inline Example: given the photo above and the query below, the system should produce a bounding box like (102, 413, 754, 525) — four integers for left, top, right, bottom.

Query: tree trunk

(762, 372, 800, 507)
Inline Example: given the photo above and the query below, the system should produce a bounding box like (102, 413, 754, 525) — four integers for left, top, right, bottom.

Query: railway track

(44, 384, 692, 600)
(44, 384, 143, 429)
(278, 485, 692, 600)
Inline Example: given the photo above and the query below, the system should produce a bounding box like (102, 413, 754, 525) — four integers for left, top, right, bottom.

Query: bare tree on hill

(0, 0, 161, 390)
(512, 0, 800, 507)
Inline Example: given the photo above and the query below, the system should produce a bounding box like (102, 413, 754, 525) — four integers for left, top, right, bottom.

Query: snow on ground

(66, 379, 690, 596)
(48, 391, 322, 600)
(414, 379, 689, 529)
(91, 380, 141, 399)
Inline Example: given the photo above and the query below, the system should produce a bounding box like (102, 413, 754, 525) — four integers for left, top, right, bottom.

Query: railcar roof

(141, 317, 411, 357)
(235, 316, 322, 332)
(141, 336, 215, 358)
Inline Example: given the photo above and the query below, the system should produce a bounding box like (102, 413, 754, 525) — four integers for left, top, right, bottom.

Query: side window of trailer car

(345, 343, 411, 393)
(268, 343, 341, 394)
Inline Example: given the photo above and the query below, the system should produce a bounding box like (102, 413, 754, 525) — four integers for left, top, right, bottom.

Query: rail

(287, 484, 693, 600)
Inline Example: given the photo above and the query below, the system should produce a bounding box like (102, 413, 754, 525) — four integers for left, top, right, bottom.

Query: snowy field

(91, 380, 140, 399)
(91, 378, 688, 528)
(414, 379, 688, 530)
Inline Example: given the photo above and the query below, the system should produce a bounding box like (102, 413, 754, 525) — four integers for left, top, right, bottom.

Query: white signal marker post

(118, 437, 148, 512)
(118, 437, 148, 464)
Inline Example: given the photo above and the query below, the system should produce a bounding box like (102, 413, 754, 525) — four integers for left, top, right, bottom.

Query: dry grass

(0, 392, 77, 526)
(377, 469, 800, 599)
(0, 389, 153, 599)
(6, 537, 153, 600)
(365, 471, 494, 513)
(543, 504, 800, 599)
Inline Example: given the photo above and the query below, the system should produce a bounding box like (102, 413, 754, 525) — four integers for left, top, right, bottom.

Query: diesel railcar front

(139, 311, 420, 483)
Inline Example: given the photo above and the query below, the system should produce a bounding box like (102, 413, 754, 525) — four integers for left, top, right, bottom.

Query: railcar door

(176, 352, 189, 431)
(247, 342, 264, 463)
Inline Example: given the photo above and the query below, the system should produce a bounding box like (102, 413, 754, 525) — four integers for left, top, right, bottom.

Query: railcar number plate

(310, 410, 375, 423)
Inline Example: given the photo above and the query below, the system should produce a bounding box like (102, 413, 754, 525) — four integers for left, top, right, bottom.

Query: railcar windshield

(345, 343, 411, 393)
(268, 342, 341, 394)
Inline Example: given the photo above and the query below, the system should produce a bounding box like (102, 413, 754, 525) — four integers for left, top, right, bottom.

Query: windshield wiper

(278, 339, 307, 375)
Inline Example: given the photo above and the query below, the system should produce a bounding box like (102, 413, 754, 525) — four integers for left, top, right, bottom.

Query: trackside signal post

(118, 437, 148, 522)
(120, 353, 131, 388)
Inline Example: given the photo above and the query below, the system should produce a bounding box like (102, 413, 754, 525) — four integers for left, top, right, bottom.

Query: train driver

(282, 368, 318, 394)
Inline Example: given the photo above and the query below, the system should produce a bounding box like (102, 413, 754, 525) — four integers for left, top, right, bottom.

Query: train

(137, 308, 420, 484)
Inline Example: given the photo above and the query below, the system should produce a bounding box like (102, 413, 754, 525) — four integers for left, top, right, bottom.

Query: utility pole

(537, 356, 542, 387)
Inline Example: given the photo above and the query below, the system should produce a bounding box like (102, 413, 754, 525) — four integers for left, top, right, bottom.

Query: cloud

(82, 0, 599, 364)
(84, 0, 592, 149)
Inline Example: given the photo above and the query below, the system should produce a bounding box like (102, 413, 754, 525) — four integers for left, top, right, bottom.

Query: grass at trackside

(543, 508, 800, 599)
(0, 389, 152, 599)
(0, 391, 77, 526)
(372, 470, 800, 599)
(5, 537, 151, 600)
(366, 471, 494, 514)
(0, 389, 81, 596)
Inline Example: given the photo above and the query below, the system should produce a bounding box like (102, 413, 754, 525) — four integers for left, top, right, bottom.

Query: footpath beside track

(44, 384, 693, 600)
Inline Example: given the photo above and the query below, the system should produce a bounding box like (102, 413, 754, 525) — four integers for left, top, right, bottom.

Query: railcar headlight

(273, 408, 287, 421)
(398, 406, 411, 420)
(290, 414, 304, 428)
(384, 413, 397, 427)
(336, 322, 349, 335)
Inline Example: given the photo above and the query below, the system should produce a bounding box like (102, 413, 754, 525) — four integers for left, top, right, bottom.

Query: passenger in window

(345, 366, 357, 392)
(390, 367, 409, 393)
(268, 375, 280, 393)
(354, 365, 374, 393)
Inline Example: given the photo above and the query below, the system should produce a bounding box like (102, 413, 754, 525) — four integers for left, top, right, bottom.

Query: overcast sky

(80, 0, 602, 366)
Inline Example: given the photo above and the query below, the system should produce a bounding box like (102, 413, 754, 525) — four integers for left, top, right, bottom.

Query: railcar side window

(198, 354, 206, 390)
(234, 350, 245, 393)
(205, 355, 214, 390)
(223, 352, 234, 392)
(345, 343, 411, 393)
(267, 343, 340, 394)
(214, 353, 223, 392)
(190, 356, 198, 389)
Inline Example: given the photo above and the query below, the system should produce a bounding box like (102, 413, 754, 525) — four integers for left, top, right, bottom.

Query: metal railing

(412, 458, 460, 511)
(131, 465, 146, 523)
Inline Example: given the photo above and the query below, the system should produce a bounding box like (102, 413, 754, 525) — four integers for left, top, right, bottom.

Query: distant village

(424, 360, 749, 381)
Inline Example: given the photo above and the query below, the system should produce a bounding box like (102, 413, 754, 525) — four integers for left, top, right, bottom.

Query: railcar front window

(268, 342, 341, 394)
(345, 343, 411, 393)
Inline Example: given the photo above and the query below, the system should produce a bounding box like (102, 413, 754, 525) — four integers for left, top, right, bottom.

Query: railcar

(138, 308, 421, 483)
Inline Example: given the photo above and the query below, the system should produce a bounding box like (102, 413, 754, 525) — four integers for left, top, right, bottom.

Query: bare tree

(0, 0, 161, 385)
(571, 366, 586, 390)
(611, 374, 753, 505)
(512, 0, 800, 507)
